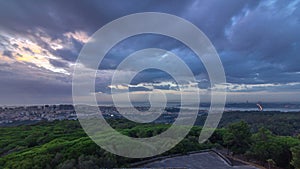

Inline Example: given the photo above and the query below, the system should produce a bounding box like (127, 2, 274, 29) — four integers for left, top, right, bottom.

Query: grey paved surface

(142, 152, 258, 169)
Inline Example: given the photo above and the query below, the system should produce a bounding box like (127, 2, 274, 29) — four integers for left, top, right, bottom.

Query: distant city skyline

(0, 0, 300, 105)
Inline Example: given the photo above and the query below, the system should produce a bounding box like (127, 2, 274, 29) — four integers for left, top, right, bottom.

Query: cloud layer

(0, 0, 299, 104)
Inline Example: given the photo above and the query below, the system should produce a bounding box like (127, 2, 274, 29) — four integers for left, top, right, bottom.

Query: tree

(209, 128, 227, 146)
(223, 121, 252, 154)
(248, 128, 298, 168)
(291, 144, 300, 169)
(266, 159, 276, 169)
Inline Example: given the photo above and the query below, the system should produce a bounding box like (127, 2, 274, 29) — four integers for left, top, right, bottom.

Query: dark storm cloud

(0, 63, 11, 67)
(0, 69, 71, 104)
(0, 0, 299, 104)
(0, 0, 193, 66)
(129, 86, 152, 92)
(184, 0, 260, 44)
(0, 0, 192, 37)
(49, 59, 68, 68)
(130, 69, 177, 85)
(221, 0, 300, 84)
(96, 35, 209, 90)
(153, 84, 172, 90)
(2, 50, 13, 57)
(22, 47, 33, 53)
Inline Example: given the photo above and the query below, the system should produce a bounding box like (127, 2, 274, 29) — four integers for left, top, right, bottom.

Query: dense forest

(1, 111, 300, 169)
(0, 119, 214, 169)
(197, 111, 300, 136)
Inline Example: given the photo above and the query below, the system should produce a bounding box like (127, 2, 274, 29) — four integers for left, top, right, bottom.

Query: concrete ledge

(129, 149, 233, 167)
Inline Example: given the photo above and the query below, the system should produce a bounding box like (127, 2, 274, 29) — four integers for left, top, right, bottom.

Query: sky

(0, 0, 300, 105)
